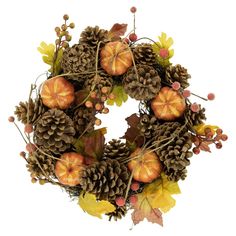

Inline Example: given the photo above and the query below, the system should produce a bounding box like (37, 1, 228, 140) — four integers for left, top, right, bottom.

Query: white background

(0, 0, 235, 235)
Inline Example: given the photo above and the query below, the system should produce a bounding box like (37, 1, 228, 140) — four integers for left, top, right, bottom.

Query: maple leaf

(108, 23, 128, 41)
(146, 173, 181, 213)
(74, 128, 107, 161)
(131, 173, 181, 226)
(122, 113, 144, 147)
(37, 41, 63, 75)
(132, 207, 163, 226)
(78, 192, 115, 219)
(106, 85, 128, 107)
(74, 90, 90, 105)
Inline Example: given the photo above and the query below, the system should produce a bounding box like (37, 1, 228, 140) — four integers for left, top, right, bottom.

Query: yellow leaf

(141, 173, 181, 213)
(152, 32, 174, 67)
(193, 124, 219, 136)
(78, 193, 115, 219)
(37, 41, 63, 75)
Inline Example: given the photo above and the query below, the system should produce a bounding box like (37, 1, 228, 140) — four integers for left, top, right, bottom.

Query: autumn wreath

(9, 7, 228, 226)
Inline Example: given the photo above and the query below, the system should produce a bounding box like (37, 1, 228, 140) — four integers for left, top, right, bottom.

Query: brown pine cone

(84, 71, 113, 96)
(133, 43, 156, 65)
(138, 114, 159, 139)
(14, 98, 47, 125)
(107, 205, 127, 221)
(103, 139, 130, 160)
(165, 64, 191, 88)
(80, 159, 130, 201)
(153, 122, 192, 181)
(185, 105, 206, 127)
(124, 65, 161, 100)
(61, 44, 96, 81)
(73, 106, 96, 136)
(27, 148, 55, 180)
(79, 26, 109, 49)
(34, 109, 75, 155)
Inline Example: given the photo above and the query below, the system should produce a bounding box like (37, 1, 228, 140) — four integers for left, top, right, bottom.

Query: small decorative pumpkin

(151, 86, 186, 121)
(41, 76, 75, 109)
(128, 148, 162, 183)
(55, 152, 84, 186)
(100, 41, 133, 76)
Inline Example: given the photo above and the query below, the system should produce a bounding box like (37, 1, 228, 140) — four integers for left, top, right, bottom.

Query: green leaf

(106, 85, 128, 107)
(37, 41, 63, 75)
(74, 128, 107, 161)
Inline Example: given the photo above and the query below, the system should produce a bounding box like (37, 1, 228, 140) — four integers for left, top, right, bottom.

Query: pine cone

(165, 64, 191, 89)
(80, 159, 130, 201)
(104, 139, 130, 160)
(79, 26, 109, 49)
(138, 114, 159, 139)
(107, 205, 127, 221)
(34, 109, 75, 155)
(61, 44, 96, 81)
(84, 71, 113, 95)
(27, 148, 55, 180)
(73, 106, 96, 136)
(153, 122, 192, 181)
(124, 65, 161, 100)
(14, 98, 47, 125)
(185, 105, 206, 127)
(153, 63, 165, 79)
(133, 43, 156, 65)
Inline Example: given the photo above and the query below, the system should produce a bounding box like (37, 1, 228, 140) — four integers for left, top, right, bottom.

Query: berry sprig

(129, 6, 138, 42)
(53, 14, 75, 75)
(192, 128, 228, 154)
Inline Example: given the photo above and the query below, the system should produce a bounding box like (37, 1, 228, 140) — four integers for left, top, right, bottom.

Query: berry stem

(13, 122, 28, 144)
(133, 11, 136, 34)
(190, 92, 208, 101)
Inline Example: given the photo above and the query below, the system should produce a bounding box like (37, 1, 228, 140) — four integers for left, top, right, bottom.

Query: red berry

(26, 143, 36, 153)
(129, 195, 138, 205)
(95, 103, 103, 111)
(102, 107, 109, 114)
(115, 197, 126, 207)
(216, 142, 222, 149)
(85, 100, 93, 108)
(24, 124, 33, 134)
(129, 33, 138, 42)
(221, 134, 228, 141)
(190, 103, 200, 112)
(172, 81, 181, 91)
(159, 48, 169, 58)
(216, 129, 223, 135)
(183, 90, 191, 98)
(20, 151, 26, 158)
(130, 6, 137, 13)
(108, 93, 115, 100)
(90, 91, 97, 99)
(207, 93, 215, 101)
(101, 87, 109, 94)
(95, 119, 102, 126)
(124, 38, 130, 44)
(193, 147, 200, 155)
(8, 116, 15, 122)
(131, 182, 140, 191)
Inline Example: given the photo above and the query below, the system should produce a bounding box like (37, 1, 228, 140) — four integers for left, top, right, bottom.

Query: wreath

(9, 7, 228, 226)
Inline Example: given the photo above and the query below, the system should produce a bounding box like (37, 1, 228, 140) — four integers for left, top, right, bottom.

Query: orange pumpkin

(128, 148, 162, 183)
(41, 76, 75, 109)
(151, 87, 186, 121)
(55, 152, 84, 186)
(100, 41, 133, 76)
